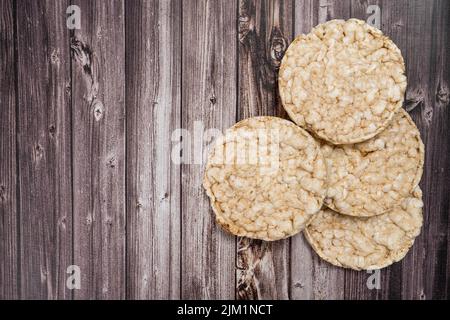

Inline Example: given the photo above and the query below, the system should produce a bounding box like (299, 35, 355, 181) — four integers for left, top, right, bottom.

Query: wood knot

(65, 82, 71, 95)
(436, 82, 449, 105)
(160, 192, 169, 202)
(238, 0, 254, 43)
(269, 27, 287, 68)
(71, 37, 99, 104)
(71, 37, 93, 76)
(419, 291, 426, 300)
(424, 106, 433, 124)
(136, 201, 142, 209)
(0, 185, 6, 201)
(48, 124, 56, 136)
(50, 48, 60, 65)
(210, 95, 217, 105)
(59, 216, 67, 229)
(107, 156, 116, 168)
(40, 269, 48, 282)
(33, 144, 44, 161)
(93, 100, 104, 121)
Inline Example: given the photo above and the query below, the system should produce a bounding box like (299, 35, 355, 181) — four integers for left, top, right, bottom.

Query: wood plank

(71, 0, 126, 299)
(398, 1, 435, 300)
(181, 0, 237, 299)
(290, 0, 349, 300)
(125, 0, 181, 299)
(401, 0, 450, 300)
(0, 0, 19, 300)
(236, 0, 293, 300)
(16, 0, 72, 299)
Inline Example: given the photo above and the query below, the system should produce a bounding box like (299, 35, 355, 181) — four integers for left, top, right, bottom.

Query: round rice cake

(322, 109, 424, 217)
(304, 186, 424, 270)
(203, 116, 327, 241)
(279, 18, 407, 144)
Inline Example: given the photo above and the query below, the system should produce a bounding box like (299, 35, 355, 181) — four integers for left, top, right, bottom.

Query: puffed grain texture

(203, 116, 327, 241)
(279, 19, 407, 144)
(304, 187, 423, 270)
(322, 109, 424, 217)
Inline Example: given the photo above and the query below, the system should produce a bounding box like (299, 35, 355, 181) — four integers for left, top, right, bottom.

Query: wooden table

(1, 0, 449, 300)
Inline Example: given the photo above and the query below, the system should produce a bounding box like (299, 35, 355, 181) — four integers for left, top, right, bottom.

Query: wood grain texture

(236, 0, 293, 300)
(403, 0, 450, 300)
(0, 0, 449, 300)
(71, 0, 126, 299)
(0, 0, 19, 300)
(125, 0, 181, 299)
(181, 0, 237, 299)
(16, 0, 73, 299)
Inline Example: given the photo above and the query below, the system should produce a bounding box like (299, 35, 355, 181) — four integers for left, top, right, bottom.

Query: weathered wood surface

(0, 0, 19, 300)
(181, 0, 237, 299)
(125, 0, 181, 300)
(71, 0, 126, 299)
(0, 0, 448, 300)
(16, 0, 73, 299)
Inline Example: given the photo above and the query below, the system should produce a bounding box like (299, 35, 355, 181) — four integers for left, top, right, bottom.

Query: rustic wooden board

(0, 0, 19, 300)
(15, 0, 73, 300)
(404, 0, 450, 300)
(0, 0, 449, 300)
(71, 0, 126, 299)
(125, 0, 181, 300)
(180, 0, 237, 299)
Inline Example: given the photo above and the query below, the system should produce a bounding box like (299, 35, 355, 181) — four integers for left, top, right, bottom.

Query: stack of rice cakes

(204, 19, 424, 270)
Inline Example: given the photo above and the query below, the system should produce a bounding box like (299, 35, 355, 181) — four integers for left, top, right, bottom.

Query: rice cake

(304, 187, 423, 270)
(203, 116, 327, 241)
(322, 109, 424, 217)
(279, 19, 407, 144)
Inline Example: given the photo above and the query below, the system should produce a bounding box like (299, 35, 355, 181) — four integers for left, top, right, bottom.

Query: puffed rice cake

(279, 19, 407, 144)
(203, 116, 327, 241)
(322, 109, 424, 217)
(304, 186, 423, 270)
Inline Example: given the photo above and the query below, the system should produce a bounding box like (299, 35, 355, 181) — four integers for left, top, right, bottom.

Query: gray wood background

(0, 0, 449, 300)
